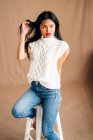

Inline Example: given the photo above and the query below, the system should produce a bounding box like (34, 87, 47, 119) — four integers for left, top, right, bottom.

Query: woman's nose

(47, 27, 50, 32)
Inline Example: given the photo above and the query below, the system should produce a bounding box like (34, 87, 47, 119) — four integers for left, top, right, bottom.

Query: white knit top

(27, 36, 69, 89)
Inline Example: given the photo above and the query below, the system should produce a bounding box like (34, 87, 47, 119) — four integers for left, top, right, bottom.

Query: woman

(12, 11, 70, 140)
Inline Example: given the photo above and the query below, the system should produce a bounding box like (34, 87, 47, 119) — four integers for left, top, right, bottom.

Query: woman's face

(40, 19, 56, 38)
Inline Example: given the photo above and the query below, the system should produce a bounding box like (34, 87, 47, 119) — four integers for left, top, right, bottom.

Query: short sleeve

(57, 41, 70, 59)
(28, 42, 35, 52)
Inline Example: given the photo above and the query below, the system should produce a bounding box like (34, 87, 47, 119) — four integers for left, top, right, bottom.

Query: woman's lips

(46, 33, 52, 36)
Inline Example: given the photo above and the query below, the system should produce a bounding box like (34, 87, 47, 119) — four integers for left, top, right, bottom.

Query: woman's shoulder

(29, 39, 41, 48)
(58, 40, 69, 46)
(58, 40, 70, 50)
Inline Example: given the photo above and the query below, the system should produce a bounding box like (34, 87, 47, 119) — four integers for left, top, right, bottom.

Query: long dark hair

(19, 11, 62, 59)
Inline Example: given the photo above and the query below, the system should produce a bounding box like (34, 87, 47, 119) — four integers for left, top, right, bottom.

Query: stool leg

(24, 118, 34, 140)
(56, 113, 64, 140)
(36, 106, 42, 140)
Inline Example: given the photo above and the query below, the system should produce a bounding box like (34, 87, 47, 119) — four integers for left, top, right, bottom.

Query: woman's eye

(42, 26, 46, 29)
(50, 26, 54, 28)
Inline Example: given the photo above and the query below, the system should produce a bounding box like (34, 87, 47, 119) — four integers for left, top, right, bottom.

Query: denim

(12, 81, 62, 140)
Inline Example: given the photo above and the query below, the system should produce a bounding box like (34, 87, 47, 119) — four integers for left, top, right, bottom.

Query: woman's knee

(42, 123, 52, 137)
(42, 126, 48, 137)
(12, 104, 36, 118)
(42, 125, 59, 139)
(12, 105, 21, 118)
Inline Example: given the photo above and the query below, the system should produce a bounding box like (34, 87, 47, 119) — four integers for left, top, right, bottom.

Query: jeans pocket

(53, 91, 62, 100)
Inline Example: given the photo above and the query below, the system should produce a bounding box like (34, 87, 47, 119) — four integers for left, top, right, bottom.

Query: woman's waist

(31, 80, 61, 91)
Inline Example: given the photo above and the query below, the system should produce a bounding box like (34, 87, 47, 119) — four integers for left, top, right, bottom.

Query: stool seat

(24, 105, 64, 140)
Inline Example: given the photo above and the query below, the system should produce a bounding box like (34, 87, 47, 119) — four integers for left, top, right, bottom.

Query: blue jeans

(12, 81, 62, 140)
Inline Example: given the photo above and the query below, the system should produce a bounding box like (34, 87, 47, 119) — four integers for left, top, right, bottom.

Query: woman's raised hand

(21, 20, 31, 35)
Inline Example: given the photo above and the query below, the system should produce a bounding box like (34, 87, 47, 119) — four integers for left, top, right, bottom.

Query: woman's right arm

(17, 21, 30, 60)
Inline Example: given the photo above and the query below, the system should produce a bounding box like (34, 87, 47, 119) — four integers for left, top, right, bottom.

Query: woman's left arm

(57, 49, 70, 76)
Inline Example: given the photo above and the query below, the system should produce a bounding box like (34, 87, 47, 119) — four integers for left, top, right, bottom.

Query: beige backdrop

(0, 0, 93, 140)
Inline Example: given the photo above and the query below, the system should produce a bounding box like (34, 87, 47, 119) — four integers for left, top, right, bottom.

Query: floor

(0, 82, 93, 140)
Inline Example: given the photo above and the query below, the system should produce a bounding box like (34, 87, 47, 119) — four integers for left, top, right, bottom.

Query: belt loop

(35, 81, 39, 85)
(36, 81, 38, 85)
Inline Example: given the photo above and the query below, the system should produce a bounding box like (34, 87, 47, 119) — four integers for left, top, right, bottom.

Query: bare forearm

(17, 33, 26, 60)
(60, 50, 69, 65)
(57, 50, 69, 75)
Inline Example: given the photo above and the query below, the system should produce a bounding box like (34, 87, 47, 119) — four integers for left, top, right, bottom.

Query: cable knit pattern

(27, 36, 69, 89)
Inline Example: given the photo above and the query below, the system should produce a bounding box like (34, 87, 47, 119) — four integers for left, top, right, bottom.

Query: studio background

(0, 0, 93, 140)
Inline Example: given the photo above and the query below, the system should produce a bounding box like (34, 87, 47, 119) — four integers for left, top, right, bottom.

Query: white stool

(24, 106, 64, 140)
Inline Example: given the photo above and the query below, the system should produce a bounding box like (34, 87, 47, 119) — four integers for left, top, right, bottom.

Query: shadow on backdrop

(83, 51, 93, 111)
